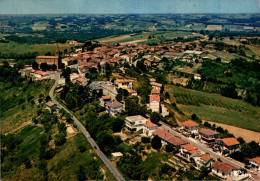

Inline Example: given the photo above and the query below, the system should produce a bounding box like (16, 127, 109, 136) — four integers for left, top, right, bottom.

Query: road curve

(160, 122, 245, 169)
(49, 74, 125, 181)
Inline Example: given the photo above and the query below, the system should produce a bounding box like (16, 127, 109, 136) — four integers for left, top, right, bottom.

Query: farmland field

(165, 85, 260, 132)
(0, 42, 74, 55)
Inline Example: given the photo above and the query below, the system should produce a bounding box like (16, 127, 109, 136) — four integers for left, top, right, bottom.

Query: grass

(165, 85, 260, 132)
(0, 42, 74, 55)
(96, 31, 194, 44)
(0, 80, 54, 134)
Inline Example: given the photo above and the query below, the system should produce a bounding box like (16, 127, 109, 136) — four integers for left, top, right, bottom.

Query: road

(160, 122, 245, 169)
(49, 74, 125, 181)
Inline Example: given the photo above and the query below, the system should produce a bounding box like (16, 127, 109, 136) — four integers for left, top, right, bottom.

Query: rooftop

(144, 121, 157, 128)
(115, 79, 134, 83)
(182, 120, 199, 128)
(250, 157, 260, 165)
(151, 89, 160, 94)
(102, 95, 111, 100)
(36, 56, 59, 59)
(212, 161, 235, 174)
(46, 101, 55, 107)
(126, 115, 147, 122)
(106, 101, 123, 108)
(199, 128, 219, 136)
(219, 137, 240, 147)
(149, 95, 160, 103)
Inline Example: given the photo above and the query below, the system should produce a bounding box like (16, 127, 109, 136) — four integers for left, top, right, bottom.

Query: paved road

(159, 122, 245, 169)
(49, 74, 125, 181)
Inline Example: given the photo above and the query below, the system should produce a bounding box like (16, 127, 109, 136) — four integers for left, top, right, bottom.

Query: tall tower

(56, 43, 60, 57)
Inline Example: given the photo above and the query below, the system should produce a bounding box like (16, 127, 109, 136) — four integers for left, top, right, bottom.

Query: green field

(0, 42, 74, 55)
(96, 31, 194, 44)
(166, 85, 260, 132)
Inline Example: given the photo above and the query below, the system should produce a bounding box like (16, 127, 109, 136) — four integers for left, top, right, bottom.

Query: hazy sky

(0, 0, 259, 14)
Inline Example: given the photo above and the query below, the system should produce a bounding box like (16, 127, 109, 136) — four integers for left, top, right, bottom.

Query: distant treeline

(0, 52, 38, 60)
(4, 27, 132, 44)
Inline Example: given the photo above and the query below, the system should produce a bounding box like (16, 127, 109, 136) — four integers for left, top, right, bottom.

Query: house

(180, 144, 200, 161)
(216, 137, 240, 152)
(199, 129, 219, 142)
(143, 121, 158, 136)
(126, 88, 137, 96)
(33, 70, 50, 80)
(194, 73, 201, 80)
(151, 89, 160, 95)
(182, 120, 199, 133)
(166, 136, 188, 149)
(151, 82, 162, 91)
(152, 128, 176, 146)
(125, 115, 148, 132)
(249, 157, 260, 170)
(106, 101, 123, 115)
(114, 79, 134, 89)
(72, 77, 89, 86)
(88, 82, 103, 95)
(149, 78, 156, 83)
(212, 161, 250, 180)
(70, 73, 80, 81)
(46, 101, 57, 112)
(100, 95, 111, 106)
(111, 152, 123, 160)
(62, 57, 77, 67)
(193, 154, 215, 169)
(149, 95, 160, 112)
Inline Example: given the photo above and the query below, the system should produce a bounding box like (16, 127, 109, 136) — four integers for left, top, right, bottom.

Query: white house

(125, 115, 148, 132)
(106, 101, 123, 115)
(211, 161, 250, 180)
(182, 120, 199, 133)
(143, 121, 158, 136)
(111, 152, 123, 160)
(151, 82, 162, 91)
(194, 73, 201, 80)
(114, 79, 134, 89)
(193, 154, 215, 169)
(149, 95, 160, 112)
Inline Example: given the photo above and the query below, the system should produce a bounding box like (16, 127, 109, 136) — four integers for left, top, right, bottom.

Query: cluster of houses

(123, 117, 253, 180)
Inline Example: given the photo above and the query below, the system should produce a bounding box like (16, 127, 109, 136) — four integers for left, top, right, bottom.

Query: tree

(40, 63, 48, 71)
(54, 133, 66, 146)
(166, 144, 174, 152)
(116, 93, 122, 102)
(150, 112, 162, 125)
(32, 61, 38, 70)
(151, 135, 162, 150)
(216, 57, 221, 63)
(237, 137, 245, 144)
(51, 64, 57, 70)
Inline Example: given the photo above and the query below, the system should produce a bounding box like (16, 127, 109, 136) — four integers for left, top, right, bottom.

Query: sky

(0, 0, 259, 14)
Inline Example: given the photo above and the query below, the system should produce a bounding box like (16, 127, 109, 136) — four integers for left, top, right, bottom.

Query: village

(16, 37, 260, 180)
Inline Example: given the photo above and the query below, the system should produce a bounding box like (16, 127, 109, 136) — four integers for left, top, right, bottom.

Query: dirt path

(4, 121, 33, 135)
(98, 34, 134, 43)
(120, 39, 148, 45)
(204, 120, 260, 143)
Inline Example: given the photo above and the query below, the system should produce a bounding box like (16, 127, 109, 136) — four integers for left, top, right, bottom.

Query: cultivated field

(165, 85, 260, 132)
(0, 42, 74, 55)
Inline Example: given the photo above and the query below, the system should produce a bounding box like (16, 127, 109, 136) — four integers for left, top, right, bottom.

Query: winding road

(49, 74, 125, 181)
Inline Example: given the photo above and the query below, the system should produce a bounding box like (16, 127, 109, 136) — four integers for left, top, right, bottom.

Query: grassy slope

(1, 80, 115, 180)
(0, 42, 74, 55)
(165, 85, 260, 132)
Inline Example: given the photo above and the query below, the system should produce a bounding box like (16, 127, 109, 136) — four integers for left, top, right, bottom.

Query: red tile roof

(167, 136, 188, 146)
(151, 82, 162, 87)
(152, 129, 175, 141)
(250, 157, 260, 165)
(36, 56, 59, 59)
(201, 155, 213, 162)
(181, 144, 198, 151)
(182, 120, 199, 128)
(220, 137, 240, 147)
(115, 79, 133, 83)
(212, 161, 235, 174)
(46, 101, 55, 107)
(35, 70, 48, 76)
(106, 101, 123, 108)
(149, 95, 160, 103)
(127, 89, 137, 93)
(102, 95, 111, 100)
(149, 78, 156, 82)
(151, 89, 160, 94)
(199, 128, 219, 136)
(144, 121, 157, 128)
